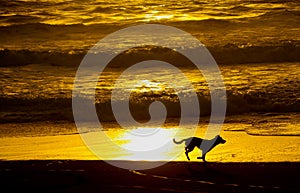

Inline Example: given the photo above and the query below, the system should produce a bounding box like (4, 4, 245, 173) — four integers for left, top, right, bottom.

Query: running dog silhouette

(173, 135, 226, 162)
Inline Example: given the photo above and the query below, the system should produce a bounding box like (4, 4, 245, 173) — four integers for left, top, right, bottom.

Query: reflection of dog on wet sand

(173, 135, 226, 162)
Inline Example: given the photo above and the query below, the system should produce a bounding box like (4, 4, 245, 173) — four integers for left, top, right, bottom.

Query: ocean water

(1, 62, 299, 136)
(0, 0, 299, 141)
(1, 0, 298, 26)
(0, 0, 299, 66)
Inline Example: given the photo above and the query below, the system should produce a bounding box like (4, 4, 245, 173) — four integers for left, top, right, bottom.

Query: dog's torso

(184, 137, 203, 148)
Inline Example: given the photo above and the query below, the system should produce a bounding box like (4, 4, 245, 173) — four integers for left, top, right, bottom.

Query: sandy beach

(0, 160, 299, 193)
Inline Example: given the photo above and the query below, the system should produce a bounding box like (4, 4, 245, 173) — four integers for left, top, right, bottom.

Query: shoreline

(1, 129, 300, 162)
(0, 160, 299, 193)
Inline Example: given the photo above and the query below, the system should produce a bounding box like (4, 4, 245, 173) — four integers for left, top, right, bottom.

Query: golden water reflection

(100, 126, 205, 161)
(1, 123, 300, 162)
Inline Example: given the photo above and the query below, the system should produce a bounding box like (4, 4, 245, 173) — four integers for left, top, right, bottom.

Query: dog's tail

(173, 138, 186, 144)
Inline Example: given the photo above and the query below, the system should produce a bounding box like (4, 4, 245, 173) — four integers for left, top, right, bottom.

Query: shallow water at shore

(0, 120, 299, 162)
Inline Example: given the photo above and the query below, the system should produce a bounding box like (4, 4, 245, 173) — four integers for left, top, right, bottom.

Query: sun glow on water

(121, 127, 176, 151)
(104, 127, 179, 161)
(133, 80, 166, 93)
(143, 12, 174, 21)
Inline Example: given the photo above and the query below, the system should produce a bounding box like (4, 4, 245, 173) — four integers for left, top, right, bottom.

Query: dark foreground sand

(0, 160, 299, 193)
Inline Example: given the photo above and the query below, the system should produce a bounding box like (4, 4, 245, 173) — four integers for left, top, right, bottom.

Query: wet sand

(0, 160, 299, 193)
(1, 128, 300, 162)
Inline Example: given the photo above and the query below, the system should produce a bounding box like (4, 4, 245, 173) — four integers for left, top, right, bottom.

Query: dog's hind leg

(185, 151, 190, 161)
(185, 147, 193, 161)
(197, 153, 207, 162)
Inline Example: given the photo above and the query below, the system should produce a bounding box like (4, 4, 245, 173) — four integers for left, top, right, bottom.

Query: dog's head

(215, 135, 226, 144)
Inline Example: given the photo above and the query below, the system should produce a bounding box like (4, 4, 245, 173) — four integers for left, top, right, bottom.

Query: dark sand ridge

(0, 160, 299, 193)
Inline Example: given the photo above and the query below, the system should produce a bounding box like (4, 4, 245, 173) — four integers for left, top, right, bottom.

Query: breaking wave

(1, 41, 299, 67)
